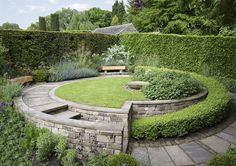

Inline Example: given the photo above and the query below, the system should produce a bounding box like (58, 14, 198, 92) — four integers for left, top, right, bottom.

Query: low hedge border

(131, 66, 230, 140)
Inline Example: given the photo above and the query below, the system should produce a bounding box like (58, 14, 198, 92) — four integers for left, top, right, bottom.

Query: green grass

(55, 77, 147, 108)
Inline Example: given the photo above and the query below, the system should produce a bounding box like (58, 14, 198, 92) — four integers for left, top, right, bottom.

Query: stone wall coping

(50, 78, 207, 113)
(15, 96, 124, 131)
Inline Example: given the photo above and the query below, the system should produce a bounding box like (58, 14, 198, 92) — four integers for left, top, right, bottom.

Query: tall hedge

(50, 13, 59, 31)
(120, 33, 236, 79)
(0, 30, 118, 77)
(39, 17, 46, 31)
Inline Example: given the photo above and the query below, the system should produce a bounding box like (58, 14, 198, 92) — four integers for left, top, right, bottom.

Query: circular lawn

(55, 77, 147, 108)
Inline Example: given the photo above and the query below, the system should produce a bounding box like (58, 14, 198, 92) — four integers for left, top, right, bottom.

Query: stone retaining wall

(131, 90, 208, 119)
(14, 96, 124, 158)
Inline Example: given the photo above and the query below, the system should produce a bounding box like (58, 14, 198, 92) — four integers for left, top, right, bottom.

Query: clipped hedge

(132, 66, 230, 140)
(0, 30, 118, 77)
(120, 33, 236, 79)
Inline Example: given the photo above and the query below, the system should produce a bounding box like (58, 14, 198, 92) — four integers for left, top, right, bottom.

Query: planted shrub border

(0, 30, 118, 77)
(131, 67, 230, 140)
(120, 33, 236, 79)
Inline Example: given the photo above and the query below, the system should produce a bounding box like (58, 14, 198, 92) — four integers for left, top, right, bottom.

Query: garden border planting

(131, 67, 230, 140)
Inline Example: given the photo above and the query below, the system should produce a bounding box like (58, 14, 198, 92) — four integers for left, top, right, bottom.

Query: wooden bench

(10, 76, 33, 84)
(98, 66, 126, 73)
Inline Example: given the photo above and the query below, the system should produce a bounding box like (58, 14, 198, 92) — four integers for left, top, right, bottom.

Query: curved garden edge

(131, 67, 231, 140)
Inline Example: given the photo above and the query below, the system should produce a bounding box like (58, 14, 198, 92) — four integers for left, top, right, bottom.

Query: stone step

(131, 147, 151, 166)
(148, 147, 175, 166)
(53, 110, 80, 119)
(32, 102, 68, 112)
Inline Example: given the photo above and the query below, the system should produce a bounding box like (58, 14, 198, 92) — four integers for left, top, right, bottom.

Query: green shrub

(106, 153, 139, 166)
(0, 30, 118, 77)
(132, 66, 230, 140)
(0, 78, 22, 103)
(48, 62, 98, 82)
(33, 69, 48, 82)
(120, 33, 236, 79)
(206, 148, 236, 166)
(55, 135, 67, 160)
(215, 77, 236, 93)
(36, 131, 57, 161)
(61, 149, 77, 166)
(100, 44, 131, 66)
(85, 153, 109, 166)
(143, 71, 204, 100)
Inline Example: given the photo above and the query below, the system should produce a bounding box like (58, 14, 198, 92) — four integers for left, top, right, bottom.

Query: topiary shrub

(132, 66, 230, 140)
(106, 153, 139, 166)
(143, 71, 204, 100)
(33, 69, 48, 82)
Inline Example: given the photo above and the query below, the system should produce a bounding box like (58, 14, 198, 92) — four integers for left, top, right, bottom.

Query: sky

(0, 0, 128, 29)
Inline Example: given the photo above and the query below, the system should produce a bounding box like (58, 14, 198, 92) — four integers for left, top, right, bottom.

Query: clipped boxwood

(132, 66, 230, 140)
(33, 69, 48, 82)
(106, 153, 139, 166)
(120, 33, 236, 79)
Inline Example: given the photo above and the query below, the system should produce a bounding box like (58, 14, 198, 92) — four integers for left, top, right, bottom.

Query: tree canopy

(0, 22, 21, 30)
(128, 0, 236, 35)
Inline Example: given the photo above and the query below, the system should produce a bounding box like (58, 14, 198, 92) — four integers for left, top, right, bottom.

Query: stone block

(97, 135, 109, 143)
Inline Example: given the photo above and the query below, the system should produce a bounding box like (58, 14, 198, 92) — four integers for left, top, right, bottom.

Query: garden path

(131, 93, 236, 166)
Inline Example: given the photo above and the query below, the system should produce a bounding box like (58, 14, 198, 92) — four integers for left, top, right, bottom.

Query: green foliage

(56, 8, 77, 31)
(206, 147, 236, 166)
(55, 135, 67, 160)
(106, 153, 139, 166)
(39, 17, 47, 31)
(61, 149, 77, 166)
(0, 108, 31, 165)
(67, 12, 96, 31)
(0, 38, 8, 75)
(85, 153, 109, 166)
(33, 69, 49, 82)
(86, 8, 112, 28)
(0, 22, 20, 30)
(0, 30, 118, 77)
(143, 71, 203, 100)
(48, 61, 98, 82)
(215, 77, 236, 93)
(112, 0, 126, 24)
(111, 15, 119, 26)
(100, 44, 131, 66)
(132, 66, 230, 140)
(36, 131, 57, 161)
(50, 13, 60, 31)
(0, 78, 22, 103)
(127, 0, 235, 35)
(120, 33, 236, 79)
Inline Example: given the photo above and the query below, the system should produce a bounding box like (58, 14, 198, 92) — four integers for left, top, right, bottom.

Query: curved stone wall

(14, 75, 208, 158)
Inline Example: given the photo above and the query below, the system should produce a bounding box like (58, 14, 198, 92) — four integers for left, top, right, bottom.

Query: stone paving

(131, 93, 236, 166)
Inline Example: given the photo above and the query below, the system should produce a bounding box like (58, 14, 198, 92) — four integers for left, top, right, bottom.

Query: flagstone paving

(131, 93, 236, 166)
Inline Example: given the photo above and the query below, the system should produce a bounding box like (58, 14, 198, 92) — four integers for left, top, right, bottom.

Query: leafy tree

(55, 8, 77, 31)
(127, 0, 223, 35)
(112, 0, 126, 24)
(86, 7, 112, 27)
(0, 22, 20, 30)
(39, 17, 46, 31)
(50, 13, 60, 31)
(67, 12, 96, 31)
(27, 23, 39, 31)
(111, 15, 119, 26)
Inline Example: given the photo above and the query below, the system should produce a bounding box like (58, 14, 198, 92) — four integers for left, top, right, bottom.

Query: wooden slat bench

(98, 66, 126, 73)
(10, 76, 33, 84)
